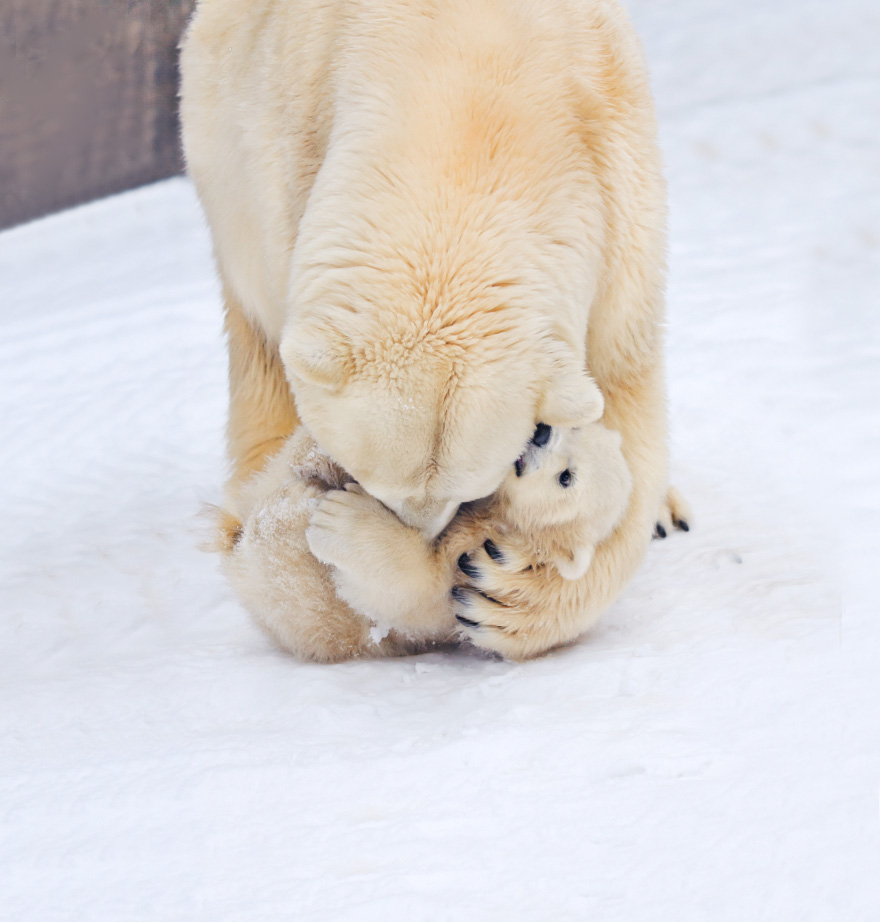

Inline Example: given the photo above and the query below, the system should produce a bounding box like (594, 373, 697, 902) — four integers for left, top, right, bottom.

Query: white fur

(182, 0, 677, 659)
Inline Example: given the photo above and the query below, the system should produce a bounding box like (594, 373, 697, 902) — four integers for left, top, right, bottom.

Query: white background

(1, 1, 878, 918)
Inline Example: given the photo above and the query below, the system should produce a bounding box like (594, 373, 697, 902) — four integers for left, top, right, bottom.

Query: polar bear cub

(304, 410, 633, 646)
(223, 410, 631, 661)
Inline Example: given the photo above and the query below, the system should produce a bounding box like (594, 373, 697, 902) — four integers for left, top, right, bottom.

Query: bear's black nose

(531, 423, 552, 447)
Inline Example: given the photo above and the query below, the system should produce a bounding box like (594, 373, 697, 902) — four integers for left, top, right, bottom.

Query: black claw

(483, 539, 504, 562)
(451, 585, 471, 604)
(457, 553, 480, 579)
(455, 613, 481, 628)
(674, 519, 690, 532)
(654, 523, 667, 539)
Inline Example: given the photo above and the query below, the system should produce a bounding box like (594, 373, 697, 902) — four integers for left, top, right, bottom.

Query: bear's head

(282, 311, 603, 538)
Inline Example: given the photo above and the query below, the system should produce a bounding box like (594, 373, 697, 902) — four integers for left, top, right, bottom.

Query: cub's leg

(306, 486, 458, 639)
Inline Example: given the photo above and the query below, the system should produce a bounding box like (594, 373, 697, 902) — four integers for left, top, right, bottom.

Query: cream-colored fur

(492, 418, 633, 580)
(308, 416, 633, 656)
(181, 0, 680, 660)
(220, 428, 444, 662)
(226, 418, 631, 661)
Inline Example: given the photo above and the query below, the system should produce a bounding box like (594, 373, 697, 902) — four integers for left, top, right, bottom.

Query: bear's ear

(280, 320, 347, 391)
(538, 367, 604, 428)
(553, 543, 595, 581)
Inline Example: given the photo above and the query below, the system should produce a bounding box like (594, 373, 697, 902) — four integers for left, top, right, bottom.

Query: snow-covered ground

(1, 1, 878, 919)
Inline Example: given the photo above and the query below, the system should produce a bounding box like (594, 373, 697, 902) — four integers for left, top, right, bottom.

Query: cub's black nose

(531, 423, 552, 447)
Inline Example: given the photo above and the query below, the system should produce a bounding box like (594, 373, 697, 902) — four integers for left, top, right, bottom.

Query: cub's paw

(452, 538, 560, 660)
(653, 485, 692, 539)
(305, 484, 392, 575)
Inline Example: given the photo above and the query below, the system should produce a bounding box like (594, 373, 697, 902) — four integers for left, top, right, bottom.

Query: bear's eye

(558, 469, 573, 488)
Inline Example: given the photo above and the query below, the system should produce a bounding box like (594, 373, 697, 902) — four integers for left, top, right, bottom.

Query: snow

(1, 1, 878, 918)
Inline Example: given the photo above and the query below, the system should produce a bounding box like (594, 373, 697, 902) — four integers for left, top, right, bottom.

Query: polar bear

(181, 0, 688, 661)
(223, 406, 632, 661)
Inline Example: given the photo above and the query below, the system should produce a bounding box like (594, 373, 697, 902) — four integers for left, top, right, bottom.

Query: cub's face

(497, 424, 596, 530)
(495, 420, 632, 580)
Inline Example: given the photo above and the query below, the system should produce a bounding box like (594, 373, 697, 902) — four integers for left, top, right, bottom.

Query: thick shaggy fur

(225, 421, 631, 661)
(181, 0, 675, 660)
(219, 429, 429, 661)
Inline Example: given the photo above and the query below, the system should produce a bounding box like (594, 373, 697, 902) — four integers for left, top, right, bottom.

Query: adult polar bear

(181, 0, 683, 659)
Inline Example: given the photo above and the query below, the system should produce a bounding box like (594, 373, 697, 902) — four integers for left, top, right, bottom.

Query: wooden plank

(0, 0, 196, 230)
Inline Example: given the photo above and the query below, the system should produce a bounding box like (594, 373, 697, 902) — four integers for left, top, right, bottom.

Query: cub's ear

(553, 543, 595, 581)
(280, 320, 347, 391)
(538, 368, 604, 428)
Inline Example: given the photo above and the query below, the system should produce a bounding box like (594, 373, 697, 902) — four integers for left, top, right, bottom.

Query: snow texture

(1, 1, 878, 919)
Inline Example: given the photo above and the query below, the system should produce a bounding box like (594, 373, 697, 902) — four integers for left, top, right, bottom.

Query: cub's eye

(558, 469, 573, 488)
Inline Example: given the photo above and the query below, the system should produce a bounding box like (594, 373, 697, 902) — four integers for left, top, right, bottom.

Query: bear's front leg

(306, 486, 456, 640)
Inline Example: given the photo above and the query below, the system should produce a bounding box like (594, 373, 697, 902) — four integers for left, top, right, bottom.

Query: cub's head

(496, 419, 632, 580)
(281, 313, 604, 538)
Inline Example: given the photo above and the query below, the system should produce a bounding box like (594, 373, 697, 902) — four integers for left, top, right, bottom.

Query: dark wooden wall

(0, 0, 197, 231)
